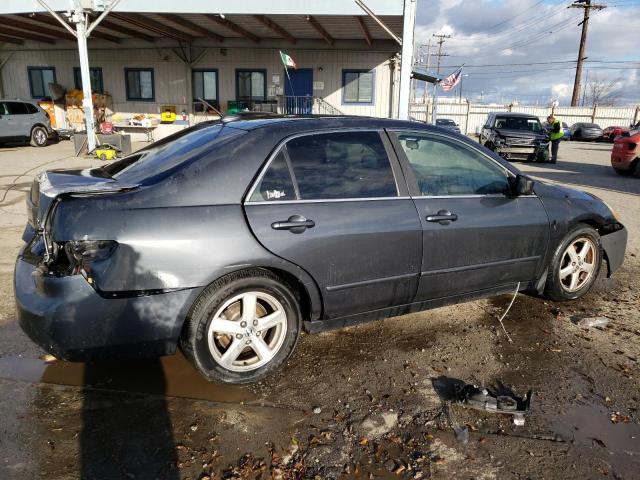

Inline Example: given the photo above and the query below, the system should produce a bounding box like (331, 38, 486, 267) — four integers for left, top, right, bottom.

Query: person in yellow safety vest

(547, 115, 563, 164)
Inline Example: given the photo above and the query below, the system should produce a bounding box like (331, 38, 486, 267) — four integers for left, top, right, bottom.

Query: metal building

(0, 1, 416, 146)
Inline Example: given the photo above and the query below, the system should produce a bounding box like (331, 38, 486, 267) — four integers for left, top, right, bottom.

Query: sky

(413, 0, 640, 106)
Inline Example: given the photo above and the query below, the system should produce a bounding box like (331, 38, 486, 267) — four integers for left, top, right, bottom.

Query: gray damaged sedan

(15, 115, 627, 384)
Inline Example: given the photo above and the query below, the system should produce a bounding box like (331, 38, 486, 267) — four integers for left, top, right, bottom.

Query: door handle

(271, 214, 315, 234)
(426, 210, 458, 225)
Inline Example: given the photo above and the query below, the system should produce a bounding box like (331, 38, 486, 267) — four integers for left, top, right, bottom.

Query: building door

(283, 68, 313, 114)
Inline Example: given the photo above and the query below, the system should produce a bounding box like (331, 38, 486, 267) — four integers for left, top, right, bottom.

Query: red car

(603, 126, 627, 142)
(611, 128, 640, 175)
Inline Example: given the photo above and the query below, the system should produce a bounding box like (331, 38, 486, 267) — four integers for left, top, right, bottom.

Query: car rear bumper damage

(14, 255, 201, 361)
(601, 226, 628, 277)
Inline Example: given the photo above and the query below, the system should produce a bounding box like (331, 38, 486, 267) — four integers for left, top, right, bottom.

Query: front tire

(30, 126, 48, 147)
(181, 269, 301, 384)
(544, 225, 602, 301)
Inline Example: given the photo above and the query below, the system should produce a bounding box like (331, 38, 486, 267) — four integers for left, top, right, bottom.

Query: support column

(398, 0, 416, 120)
(73, 10, 96, 152)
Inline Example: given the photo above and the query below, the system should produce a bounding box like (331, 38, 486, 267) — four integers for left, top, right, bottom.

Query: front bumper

(14, 256, 201, 361)
(601, 227, 628, 277)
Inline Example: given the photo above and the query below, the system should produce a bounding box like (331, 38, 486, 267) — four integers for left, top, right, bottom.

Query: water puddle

(548, 403, 640, 476)
(0, 351, 254, 404)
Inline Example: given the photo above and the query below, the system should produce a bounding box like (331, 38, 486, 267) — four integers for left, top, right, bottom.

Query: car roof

(490, 112, 540, 119)
(220, 113, 435, 132)
(0, 99, 36, 103)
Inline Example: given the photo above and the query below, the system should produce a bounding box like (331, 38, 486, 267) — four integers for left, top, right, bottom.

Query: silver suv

(0, 100, 54, 147)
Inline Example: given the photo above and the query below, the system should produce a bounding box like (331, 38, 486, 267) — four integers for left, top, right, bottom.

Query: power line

(482, 0, 546, 32)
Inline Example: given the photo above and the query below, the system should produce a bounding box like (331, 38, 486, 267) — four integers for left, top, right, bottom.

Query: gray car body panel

(0, 99, 52, 141)
(14, 116, 627, 360)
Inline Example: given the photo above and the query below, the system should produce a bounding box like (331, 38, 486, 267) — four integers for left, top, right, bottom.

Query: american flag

(440, 66, 463, 92)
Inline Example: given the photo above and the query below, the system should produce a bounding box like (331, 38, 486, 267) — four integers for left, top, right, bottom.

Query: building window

(192, 69, 219, 110)
(236, 69, 266, 102)
(28, 67, 56, 99)
(125, 68, 155, 101)
(74, 67, 104, 93)
(342, 69, 374, 104)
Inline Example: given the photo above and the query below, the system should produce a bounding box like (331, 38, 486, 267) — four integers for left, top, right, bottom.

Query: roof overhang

(0, 1, 403, 47)
(0, 0, 403, 16)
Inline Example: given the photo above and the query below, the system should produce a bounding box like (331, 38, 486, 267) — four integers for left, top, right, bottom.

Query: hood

(495, 128, 547, 141)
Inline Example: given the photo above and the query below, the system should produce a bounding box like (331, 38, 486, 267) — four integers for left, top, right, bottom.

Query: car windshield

(494, 116, 542, 132)
(436, 119, 456, 126)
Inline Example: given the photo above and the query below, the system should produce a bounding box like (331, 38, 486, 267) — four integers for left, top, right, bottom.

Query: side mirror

(511, 174, 535, 196)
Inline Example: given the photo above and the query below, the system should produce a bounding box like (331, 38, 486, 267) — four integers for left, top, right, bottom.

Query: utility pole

(413, 41, 431, 104)
(432, 33, 450, 73)
(431, 33, 450, 124)
(569, 0, 606, 106)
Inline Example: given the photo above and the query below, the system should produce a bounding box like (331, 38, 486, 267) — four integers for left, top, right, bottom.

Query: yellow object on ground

(95, 145, 118, 161)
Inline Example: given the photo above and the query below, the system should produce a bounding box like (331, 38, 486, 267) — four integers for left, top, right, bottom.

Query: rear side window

(249, 151, 296, 202)
(285, 131, 397, 200)
(6, 102, 29, 115)
(25, 103, 38, 114)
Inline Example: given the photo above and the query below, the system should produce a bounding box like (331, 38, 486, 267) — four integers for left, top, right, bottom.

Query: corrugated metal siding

(1, 47, 394, 118)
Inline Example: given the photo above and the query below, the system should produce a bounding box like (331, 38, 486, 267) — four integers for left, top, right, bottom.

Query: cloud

(414, 0, 640, 106)
(551, 83, 571, 99)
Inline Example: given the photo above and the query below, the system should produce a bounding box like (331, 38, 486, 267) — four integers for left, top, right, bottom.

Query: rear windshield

(98, 122, 246, 184)
(582, 123, 600, 128)
(494, 116, 542, 132)
(437, 119, 456, 126)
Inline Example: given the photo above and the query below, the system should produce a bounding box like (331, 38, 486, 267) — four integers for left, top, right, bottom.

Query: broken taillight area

(45, 240, 118, 279)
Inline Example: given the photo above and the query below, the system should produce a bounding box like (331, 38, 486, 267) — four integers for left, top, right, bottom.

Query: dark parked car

(435, 118, 461, 133)
(16, 115, 627, 384)
(480, 112, 549, 162)
(570, 122, 603, 141)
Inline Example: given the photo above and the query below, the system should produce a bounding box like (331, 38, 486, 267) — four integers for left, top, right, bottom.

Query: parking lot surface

(0, 139, 638, 479)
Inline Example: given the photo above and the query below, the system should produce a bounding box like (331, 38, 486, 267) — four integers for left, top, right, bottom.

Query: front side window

(285, 131, 397, 200)
(74, 67, 104, 93)
(342, 70, 374, 104)
(249, 151, 296, 202)
(28, 67, 56, 98)
(396, 133, 510, 196)
(125, 68, 154, 101)
(236, 70, 266, 102)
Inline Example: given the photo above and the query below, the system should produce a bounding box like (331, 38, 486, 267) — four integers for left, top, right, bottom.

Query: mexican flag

(279, 51, 297, 69)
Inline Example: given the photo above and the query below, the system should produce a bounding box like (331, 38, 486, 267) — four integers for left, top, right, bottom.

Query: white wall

(1, 45, 396, 121)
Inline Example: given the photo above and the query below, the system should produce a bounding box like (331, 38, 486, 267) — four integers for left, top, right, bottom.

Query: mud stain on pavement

(0, 351, 254, 404)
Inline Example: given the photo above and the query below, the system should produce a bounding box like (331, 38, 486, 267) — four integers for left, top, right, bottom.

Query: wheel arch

(196, 263, 323, 325)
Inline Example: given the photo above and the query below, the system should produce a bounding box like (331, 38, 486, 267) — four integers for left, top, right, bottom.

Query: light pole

(458, 74, 469, 103)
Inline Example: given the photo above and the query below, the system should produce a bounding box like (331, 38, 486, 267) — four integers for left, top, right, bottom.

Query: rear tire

(181, 269, 301, 384)
(544, 225, 602, 302)
(30, 126, 48, 147)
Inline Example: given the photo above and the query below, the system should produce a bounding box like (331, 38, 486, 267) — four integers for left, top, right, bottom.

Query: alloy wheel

(34, 128, 47, 145)
(207, 291, 288, 372)
(559, 236, 597, 293)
